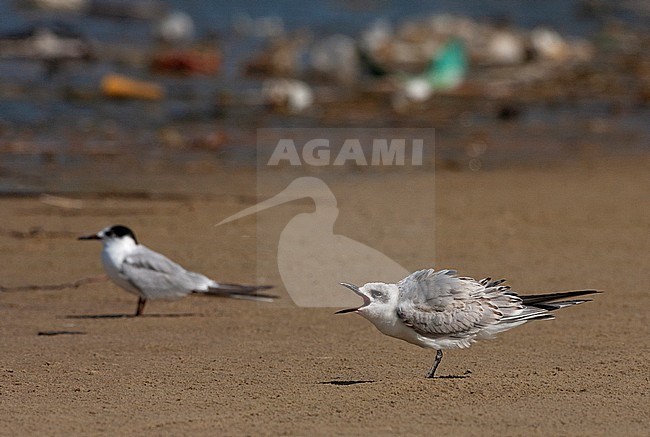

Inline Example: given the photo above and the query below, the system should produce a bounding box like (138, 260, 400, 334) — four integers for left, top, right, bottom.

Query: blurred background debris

(0, 0, 648, 193)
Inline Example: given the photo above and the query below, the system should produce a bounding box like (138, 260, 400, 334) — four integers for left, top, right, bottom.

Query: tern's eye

(370, 289, 383, 298)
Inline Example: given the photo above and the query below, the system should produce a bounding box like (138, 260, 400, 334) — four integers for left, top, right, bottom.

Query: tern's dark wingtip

(257, 285, 275, 290)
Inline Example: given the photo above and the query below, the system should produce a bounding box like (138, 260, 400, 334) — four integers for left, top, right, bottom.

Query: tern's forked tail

(519, 289, 600, 311)
(199, 283, 277, 302)
(494, 289, 599, 329)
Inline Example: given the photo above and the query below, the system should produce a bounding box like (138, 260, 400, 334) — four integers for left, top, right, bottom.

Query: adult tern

(79, 225, 275, 316)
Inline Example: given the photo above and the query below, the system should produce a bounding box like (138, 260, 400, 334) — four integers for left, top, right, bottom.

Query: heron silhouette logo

(218, 177, 411, 307)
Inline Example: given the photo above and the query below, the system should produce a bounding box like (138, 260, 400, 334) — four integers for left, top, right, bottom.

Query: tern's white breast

(101, 240, 141, 296)
(363, 306, 476, 351)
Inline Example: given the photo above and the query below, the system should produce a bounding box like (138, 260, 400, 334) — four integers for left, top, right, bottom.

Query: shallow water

(0, 0, 648, 194)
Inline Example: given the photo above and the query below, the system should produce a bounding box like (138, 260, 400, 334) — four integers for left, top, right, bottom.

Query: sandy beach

(1, 0, 649, 434)
(0, 155, 648, 435)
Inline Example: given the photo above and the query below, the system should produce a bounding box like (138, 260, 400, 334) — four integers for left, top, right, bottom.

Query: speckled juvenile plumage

(337, 268, 598, 378)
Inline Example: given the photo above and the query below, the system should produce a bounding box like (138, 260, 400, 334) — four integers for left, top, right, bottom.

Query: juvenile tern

(79, 225, 275, 316)
(336, 268, 598, 378)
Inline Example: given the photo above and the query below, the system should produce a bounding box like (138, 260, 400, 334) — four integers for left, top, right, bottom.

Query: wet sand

(0, 155, 648, 435)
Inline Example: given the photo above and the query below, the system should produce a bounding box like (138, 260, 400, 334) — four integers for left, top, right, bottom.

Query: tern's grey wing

(396, 269, 520, 342)
(121, 246, 212, 300)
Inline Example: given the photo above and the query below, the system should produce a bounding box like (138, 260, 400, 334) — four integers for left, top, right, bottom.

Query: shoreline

(1, 153, 648, 434)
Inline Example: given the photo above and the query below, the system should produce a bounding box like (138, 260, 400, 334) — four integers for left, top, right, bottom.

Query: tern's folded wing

(396, 269, 518, 338)
(397, 269, 481, 309)
(120, 246, 201, 299)
(123, 246, 186, 275)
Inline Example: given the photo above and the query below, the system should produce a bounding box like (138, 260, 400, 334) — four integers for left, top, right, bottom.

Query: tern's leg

(136, 298, 146, 316)
(426, 350, 443, 378)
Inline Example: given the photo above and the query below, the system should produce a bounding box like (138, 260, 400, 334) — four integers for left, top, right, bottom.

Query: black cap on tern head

(104, 225, 138, 243)
(78, 224, 138, 243)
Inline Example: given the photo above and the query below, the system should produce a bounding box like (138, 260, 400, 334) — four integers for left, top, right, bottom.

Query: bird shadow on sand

(318, 380, 375, 386)
(37, 330, 87, 336)
(60, 313, 201, 319)
(433, 374, 470, 379)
